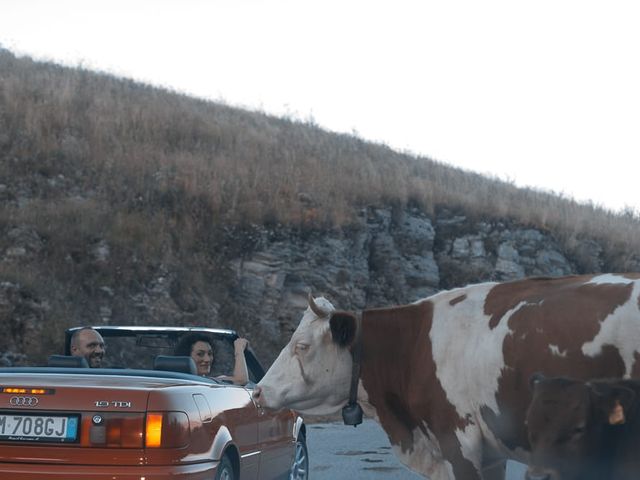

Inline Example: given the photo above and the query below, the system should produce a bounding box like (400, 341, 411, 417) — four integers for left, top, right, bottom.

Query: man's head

(70, 327, 106, 367)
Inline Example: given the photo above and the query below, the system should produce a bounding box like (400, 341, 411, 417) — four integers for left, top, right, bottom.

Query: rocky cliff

(228, 206, 636, 362)
(3, 204, 632, 367)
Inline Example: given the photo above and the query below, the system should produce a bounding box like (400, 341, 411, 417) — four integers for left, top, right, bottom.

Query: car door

(196, 385, 261, 480)
(243, 349, 296, 479)
(243, 383, 295, 480)
(226, 388, 262, 480)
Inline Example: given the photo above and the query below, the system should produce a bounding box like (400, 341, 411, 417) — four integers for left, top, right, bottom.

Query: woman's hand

(228, 337, 250, 385)
(234, 337, 249, 356)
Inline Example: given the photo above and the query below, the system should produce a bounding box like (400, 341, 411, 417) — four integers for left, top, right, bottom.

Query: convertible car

(0, 326, 308, 480)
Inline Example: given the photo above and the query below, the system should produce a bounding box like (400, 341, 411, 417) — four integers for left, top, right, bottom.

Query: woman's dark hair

(174, 333, 215, 357)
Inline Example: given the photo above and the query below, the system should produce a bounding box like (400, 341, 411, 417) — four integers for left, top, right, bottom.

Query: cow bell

(342, 402, 363, 427)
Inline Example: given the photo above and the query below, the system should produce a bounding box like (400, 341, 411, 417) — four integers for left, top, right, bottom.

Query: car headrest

(153, 355, 198, 375)
(48, 355, 90, 368)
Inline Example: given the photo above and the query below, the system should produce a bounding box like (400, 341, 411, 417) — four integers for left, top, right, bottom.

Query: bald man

(70, 327, 106, 367)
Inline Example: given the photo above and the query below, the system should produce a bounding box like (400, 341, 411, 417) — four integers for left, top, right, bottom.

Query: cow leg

(480, 442, 506, 480)
(480, 459, 506, 480)
(478, 431, 507, 480)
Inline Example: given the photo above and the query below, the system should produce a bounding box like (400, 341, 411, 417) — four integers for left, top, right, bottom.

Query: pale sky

(1, 0, 639, 213)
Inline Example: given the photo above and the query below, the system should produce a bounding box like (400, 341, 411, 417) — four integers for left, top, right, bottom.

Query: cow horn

(308, 292, 329, 318)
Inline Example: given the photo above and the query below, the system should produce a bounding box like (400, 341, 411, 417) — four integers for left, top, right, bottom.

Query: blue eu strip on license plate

(66, 416, 78, 439)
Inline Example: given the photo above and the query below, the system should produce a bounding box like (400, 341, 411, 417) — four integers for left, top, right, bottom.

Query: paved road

(306, 419, 528, 479)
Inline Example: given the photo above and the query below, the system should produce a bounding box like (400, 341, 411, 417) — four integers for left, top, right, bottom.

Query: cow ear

(329, 312, 357, 347)
(590, 382, 636, 426)
(529, 372, 546, 391)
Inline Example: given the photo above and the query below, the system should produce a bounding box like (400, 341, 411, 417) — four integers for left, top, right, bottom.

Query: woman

(175, 333, 249, 385)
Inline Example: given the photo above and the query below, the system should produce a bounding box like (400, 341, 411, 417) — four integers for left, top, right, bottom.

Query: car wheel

(289, 434, 309, 480)
(215, 454, 234, 480)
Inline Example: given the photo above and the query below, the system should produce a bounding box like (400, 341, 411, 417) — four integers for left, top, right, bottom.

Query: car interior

(62, 328, 265, 384)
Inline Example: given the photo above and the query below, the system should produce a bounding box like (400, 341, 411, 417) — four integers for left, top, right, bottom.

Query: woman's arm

(217, 337, 249, 385)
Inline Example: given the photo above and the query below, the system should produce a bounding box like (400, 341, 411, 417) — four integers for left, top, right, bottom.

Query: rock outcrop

(0, 202, 626, 366)
(1, 201, 622, 366)
(230, 207, 596, 362)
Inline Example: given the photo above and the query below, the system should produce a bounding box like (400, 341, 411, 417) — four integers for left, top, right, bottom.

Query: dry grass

(1, 47, 640, 273)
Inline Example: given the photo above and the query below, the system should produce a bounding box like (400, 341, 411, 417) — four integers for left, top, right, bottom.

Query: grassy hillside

(1, 47, 640, 362)
(2, 48, 639, 255)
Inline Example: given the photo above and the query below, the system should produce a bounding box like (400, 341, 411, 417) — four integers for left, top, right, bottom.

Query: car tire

(289, 433, 309, 480)
(215, 454, 234, 480)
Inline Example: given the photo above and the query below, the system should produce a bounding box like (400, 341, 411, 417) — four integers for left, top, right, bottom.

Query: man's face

(71, 330, 105, 367)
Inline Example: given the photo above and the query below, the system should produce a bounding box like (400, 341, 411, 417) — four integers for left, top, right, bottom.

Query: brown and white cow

(253, 274, 640, 480)
(526, 374, 640, 480)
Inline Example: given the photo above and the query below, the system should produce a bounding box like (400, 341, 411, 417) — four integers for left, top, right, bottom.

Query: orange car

(0, 326, 308, 480)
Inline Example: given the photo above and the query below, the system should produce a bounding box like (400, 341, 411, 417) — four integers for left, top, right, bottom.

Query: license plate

(0, 413, 79, 443)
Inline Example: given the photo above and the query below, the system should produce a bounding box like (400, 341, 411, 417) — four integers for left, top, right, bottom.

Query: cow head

(525, 374, 636, 480)
(253, 294, 358, 415)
